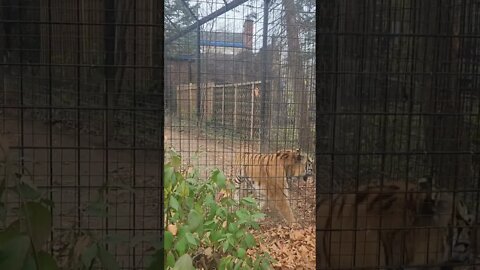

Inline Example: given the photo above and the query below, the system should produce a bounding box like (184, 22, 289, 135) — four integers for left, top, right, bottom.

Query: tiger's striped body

(232, 149, 314, 224)
(317, 178, 474, 270)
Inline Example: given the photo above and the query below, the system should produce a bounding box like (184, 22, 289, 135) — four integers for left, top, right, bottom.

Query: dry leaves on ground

(250, 224, 315, 270)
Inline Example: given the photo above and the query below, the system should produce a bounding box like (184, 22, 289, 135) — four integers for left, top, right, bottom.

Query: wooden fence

(176, 81, 269, 139)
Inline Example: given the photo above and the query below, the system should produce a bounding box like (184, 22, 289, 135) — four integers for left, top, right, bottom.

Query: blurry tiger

(232, 149, 314, 224)
(458, 215, 480, 270)
(317, 177, 474, 270)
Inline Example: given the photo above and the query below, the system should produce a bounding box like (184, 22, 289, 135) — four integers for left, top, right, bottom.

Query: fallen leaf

(290, 230, 303, 241)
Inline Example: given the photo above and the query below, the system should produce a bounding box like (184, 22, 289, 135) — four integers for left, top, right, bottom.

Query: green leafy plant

(0, 161, 58, 270)
(162, 149, 273, 270)
(0, 160, 126, 270)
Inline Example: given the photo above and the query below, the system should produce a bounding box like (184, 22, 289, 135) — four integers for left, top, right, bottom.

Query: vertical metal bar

(103, 0, 115, 251)
(47, 0, 54, 256)
(189, 83, 193, 115)
(222, 85, 225, 126)
(155, 0, 164, 259)
(18, 0, 24, 172)
(352, 1, 368, 266)
(131, 0, 137, 266)
(250, 83, 255, 140)
(196, 24, 201, 121)
(234, 85, 237, 131)
(76, 0, 82, 234)
(260, 0, 270, 152)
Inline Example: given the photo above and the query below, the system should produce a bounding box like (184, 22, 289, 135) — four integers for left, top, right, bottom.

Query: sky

(169, 0, 314, 53)
(196, 0, 266, 51)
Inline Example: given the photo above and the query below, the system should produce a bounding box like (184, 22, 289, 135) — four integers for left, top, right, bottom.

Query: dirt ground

(1, 112, 162, 268)
(1, 112, 315, 269)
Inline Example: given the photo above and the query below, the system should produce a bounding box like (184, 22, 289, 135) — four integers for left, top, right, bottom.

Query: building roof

(200, 31, 245, 48)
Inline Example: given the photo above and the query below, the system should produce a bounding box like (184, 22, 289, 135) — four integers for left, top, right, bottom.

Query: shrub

(163, 149, 273, 270)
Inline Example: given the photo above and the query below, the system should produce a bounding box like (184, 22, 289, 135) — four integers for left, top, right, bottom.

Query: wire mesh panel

(165, 0, 315, 268)
(0, 1, 162, 269)
(317, 0, 480, 269)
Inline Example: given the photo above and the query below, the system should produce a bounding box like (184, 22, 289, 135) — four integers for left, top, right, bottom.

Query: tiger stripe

(232, 149, 314, 224)
(317, 178, 474, 269)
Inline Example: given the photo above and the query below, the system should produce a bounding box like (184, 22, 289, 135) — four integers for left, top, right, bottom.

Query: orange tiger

(317, 177, 474, 269)
(232, 149, 314, 224)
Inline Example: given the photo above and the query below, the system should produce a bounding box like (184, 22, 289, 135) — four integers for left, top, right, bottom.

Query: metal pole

(260, 0, 270, 152)
(196, 24, 201, 121)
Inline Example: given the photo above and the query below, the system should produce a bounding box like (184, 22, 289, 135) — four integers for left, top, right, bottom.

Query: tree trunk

(281, 0, 311, 150)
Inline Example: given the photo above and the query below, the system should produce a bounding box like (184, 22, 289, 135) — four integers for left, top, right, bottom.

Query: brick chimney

(243, 18, 253, 49)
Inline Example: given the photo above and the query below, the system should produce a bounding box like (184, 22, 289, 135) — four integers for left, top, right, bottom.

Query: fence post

(189, 83, 193, 116)
(234, 84, 237, 131)
(196, 24, 201, 121)
(222, 85, 225, 126)
(269, 81, 273, 131)
(206, 82, 214, 120)
(176, 85, 180, 116)
(250, 83, 255, 140)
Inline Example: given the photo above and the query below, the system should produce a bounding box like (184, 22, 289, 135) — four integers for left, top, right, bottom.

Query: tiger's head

(278, 149, 315, 181)
(415, 176, 475, 267)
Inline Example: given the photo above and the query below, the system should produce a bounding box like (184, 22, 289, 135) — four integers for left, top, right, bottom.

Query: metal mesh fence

(165, 0, 315, 224)
(0, 1, 162, 269)
(317, 0, 480, 269)
(164, 0, 316, 268)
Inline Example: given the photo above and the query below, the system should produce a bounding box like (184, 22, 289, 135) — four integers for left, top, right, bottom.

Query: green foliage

(0, 168, 57, 270)
(0, 166, 58, 270)
(164, 0, 199, 56)
(162, 149, 273, 270)
(0, 164, 127, 270)
(0, 146, 274, 270)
